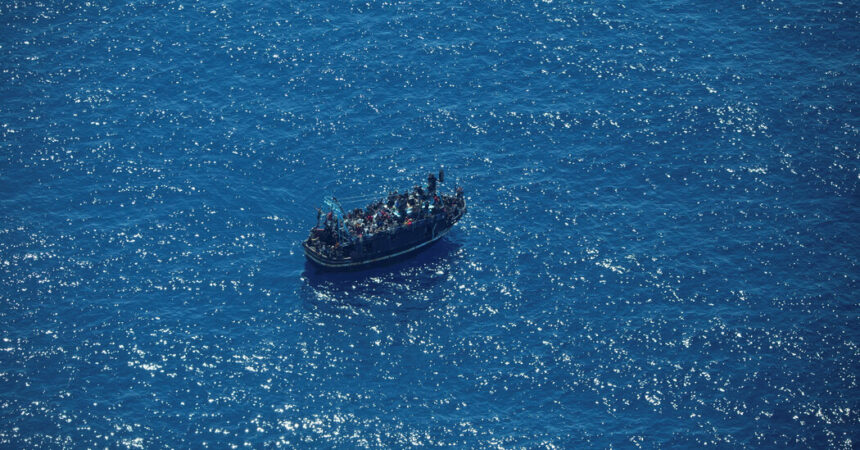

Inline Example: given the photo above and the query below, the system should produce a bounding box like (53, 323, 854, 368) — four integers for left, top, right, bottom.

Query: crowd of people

(310, 171, 465, 253)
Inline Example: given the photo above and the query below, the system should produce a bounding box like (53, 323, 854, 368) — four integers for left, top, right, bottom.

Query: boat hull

(303, 223, 455, 268)
(303, 203, 465, 269)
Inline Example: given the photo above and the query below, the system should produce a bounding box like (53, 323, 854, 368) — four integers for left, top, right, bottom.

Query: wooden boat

(303, 178, 466, 269)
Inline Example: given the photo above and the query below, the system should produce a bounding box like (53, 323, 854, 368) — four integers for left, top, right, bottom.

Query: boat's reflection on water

(300, 239, 463, 306)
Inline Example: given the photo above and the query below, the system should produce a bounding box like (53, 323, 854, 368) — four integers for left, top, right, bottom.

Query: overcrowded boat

(303, 171, 466, 268)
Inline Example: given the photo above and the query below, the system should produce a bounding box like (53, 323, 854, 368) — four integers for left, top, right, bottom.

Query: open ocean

(1, 0, 858, 447)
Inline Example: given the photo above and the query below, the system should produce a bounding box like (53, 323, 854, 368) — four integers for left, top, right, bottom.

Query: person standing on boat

(428, 172, 437, 196)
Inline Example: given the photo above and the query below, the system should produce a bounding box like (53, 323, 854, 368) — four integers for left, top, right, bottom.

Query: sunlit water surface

(1, 0, 857, 447)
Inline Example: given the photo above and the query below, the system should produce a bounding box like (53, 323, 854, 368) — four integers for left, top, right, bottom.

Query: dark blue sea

(1, 0, 858, 447)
